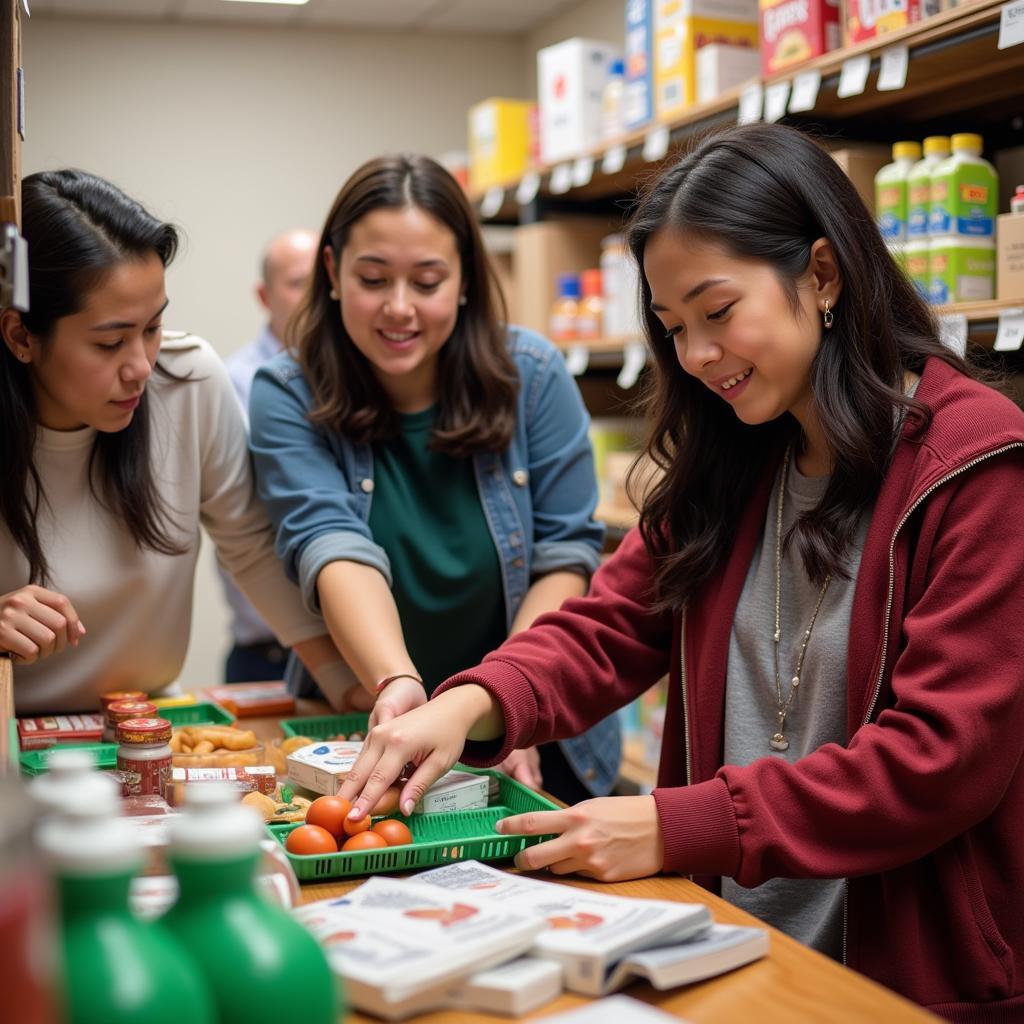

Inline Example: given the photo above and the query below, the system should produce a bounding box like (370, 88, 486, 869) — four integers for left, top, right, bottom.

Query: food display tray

(266, 768, 558, 880)
(278, 712, 369, 740)
(20, 742, 118, 776)
(161, 701, 235, 727)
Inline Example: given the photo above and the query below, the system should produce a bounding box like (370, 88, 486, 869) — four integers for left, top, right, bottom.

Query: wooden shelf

(470, 0, 1022, 217)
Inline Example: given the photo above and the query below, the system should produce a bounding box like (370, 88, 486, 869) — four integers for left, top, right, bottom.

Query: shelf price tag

(877, 44, 909, 92)
(480, 187, 505, 220)
(994, 307, 1024, 351)
(572, 156, 595, 187)
(738, 82, 763, 124)
(564, 344, 590, 376)
(617, 340, 648, 390)
(602, 144, 628, 175)
(938, 314, 969, 357)
(642, 125, 671, 163)
(763, 81, 791, 123)
(549, 163, 573, 195)
(998, 1, 1024, 49)
(837, 53, 871, 98)
(788, 70, 821, 113)
(515, 171, 541, 206)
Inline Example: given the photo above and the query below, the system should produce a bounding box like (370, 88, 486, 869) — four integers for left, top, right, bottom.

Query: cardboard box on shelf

(537, 38, 619, 165)
(844, 0, 938, 45)
(997, 212, 1024, 302)
(760, 0, 841, 76)
(828, 143, 891, 215)
(654, 0, 759, 123)
(625, 0, 655, 131)
(513, 218, 614, 336)
(697, 43, 762, 103)
(468, 98, 532, 193)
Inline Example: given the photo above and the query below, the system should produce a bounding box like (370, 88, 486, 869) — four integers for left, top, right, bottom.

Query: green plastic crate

(20, 742, 118, 776)
(267, 768, 558, 880)
(278, 712, 369, 740)
(160, 701, 234, 727)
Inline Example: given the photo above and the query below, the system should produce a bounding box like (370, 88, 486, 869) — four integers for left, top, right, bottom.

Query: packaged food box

(17, 714, 105, 751)
(167, 765, 278, 806)
(759, 0, 840, 76)
(205, 682, 295, 718)
(286, 740, 364, 795)
(468, 98, 532, 193)
(415, 771, 490, 814)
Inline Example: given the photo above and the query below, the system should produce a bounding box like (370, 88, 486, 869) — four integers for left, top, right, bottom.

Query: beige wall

(21, 15, 525, 689)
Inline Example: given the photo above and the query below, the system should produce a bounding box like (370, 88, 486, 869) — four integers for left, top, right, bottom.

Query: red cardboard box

(17, 714, 105, 750)
(760, 0, 841, 76)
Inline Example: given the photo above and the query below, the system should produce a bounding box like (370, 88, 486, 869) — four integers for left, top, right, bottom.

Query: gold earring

(823, 299, 834, 330)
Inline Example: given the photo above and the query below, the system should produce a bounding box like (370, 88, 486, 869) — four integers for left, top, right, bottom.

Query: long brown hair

(0, 170, 186, 585)
(625, 124, 973, 610)
(292, 155, 517, 455)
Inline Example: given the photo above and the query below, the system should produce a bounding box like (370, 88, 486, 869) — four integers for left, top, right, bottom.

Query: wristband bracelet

(375, 673, 425, 695)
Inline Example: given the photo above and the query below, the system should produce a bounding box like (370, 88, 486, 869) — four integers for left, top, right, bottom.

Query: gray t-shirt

(721, 452, 870, 960)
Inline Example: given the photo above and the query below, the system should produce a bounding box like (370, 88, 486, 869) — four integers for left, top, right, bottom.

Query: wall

(21, 15, 525, 689)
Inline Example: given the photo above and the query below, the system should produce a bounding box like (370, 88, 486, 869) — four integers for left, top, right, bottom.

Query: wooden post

(0, 655, 13, 771)
(0, 0, 21, 226)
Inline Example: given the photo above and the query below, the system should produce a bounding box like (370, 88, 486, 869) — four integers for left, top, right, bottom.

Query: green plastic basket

(20, 742, 118, 777)
(160, 701, 234, 727)
(267, 768, 558, 880)
(278, 713, 369, 740)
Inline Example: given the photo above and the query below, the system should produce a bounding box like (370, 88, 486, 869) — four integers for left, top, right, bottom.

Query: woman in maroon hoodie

(341, 123, 1024, 1019)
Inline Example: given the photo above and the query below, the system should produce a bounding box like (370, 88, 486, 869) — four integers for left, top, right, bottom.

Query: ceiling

(26, 0, 580, 33)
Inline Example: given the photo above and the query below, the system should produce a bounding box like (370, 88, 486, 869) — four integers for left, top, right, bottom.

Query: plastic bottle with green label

(928, 133, 998, 239)
(905, 239, 930, 300)
(907, 135, 950, 240)
(161, 783, 340, 1024)
(38, 773, 216, 1024)
(928, 235, 995, 305)
(875, 141, 922, 244)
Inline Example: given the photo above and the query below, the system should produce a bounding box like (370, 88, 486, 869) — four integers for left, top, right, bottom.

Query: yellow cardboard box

(468, 98, 532, 193)
(654, 0, 759, 122)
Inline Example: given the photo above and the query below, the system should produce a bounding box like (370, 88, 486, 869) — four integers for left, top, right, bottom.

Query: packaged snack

(204, 682, 295, 718)
(17, 713, 105, 751)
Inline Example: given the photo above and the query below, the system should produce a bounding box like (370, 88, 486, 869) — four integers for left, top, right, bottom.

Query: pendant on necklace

(769, 732, 790, 752)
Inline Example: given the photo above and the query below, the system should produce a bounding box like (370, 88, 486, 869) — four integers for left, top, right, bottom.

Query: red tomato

(341, 831, 388, 852)
(372, 819, 414, 847)
(305, 796, 353, 840)
(342, 812, 371, 837)
(285, 824, 337, 856)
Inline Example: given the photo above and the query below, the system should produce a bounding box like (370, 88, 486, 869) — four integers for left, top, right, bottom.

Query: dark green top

(368, 406, 507, 694)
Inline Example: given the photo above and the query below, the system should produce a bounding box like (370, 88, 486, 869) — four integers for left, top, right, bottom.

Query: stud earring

(458, 295, 467, 307)
(329, 288, 339, 301)
(823, 299, 834, 330)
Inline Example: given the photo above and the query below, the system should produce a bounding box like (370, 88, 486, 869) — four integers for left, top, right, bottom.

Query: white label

(994, 307, 1024, 351)
(549, 163, 573, 195)
(998, 1, 1024, 49)
(837, 54, 871, 98)
(642, 125, 670, 163)
(763, 81, 791, 123)
(572, 156, 595, 188)
(789, 70, 821, 113)
(938, 314, 968, 357)
(515, 171, 541, 206)
(877, 45, 909, 92)
(737, 82, 763, 125)
(602, 144, 628, 175)
(480, 187, 504, 219)
(616, 340, 648, 390)
(564, 344, 590, 376)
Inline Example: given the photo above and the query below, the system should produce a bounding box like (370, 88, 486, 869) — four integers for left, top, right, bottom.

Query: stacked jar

(116, 717, 173, 798)
(103, 698, 157, 744)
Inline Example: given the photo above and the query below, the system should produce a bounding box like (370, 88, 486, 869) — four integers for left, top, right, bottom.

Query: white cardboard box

(696, 43, 762, 103)
(416, 771, 489, 814)
(538, 37, 619, 165)
(286, 740, 363, 795)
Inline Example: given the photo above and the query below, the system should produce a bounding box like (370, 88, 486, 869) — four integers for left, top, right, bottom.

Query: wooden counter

(250, 707, 939, 1024)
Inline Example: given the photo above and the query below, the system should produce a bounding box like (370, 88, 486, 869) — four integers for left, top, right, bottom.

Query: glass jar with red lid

(116, 717, 173, 798)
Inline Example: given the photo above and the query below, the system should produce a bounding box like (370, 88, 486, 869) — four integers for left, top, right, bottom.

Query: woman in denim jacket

(249, 154, 620, 803)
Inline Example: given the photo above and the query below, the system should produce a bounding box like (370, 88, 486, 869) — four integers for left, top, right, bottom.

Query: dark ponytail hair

(292, 154, 518, 455)
(1, 169, 185, 584)
(626, 123, 972, 609)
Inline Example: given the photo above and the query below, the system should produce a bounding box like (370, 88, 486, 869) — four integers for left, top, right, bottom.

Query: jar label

(118, 753, 172, 797)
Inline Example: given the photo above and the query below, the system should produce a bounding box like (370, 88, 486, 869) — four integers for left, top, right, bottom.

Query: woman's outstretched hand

(0, 585, 85, 663)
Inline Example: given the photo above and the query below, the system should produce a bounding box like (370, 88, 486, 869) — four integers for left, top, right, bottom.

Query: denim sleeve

(249, 365, 391, 614)
(521, 336, 604, 579)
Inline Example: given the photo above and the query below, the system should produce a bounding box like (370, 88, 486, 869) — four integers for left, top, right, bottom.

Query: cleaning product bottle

(162, 783, 339, 1024)
(1012, 184, 1024, 214)
(576, 269, 604, 340)
(602, 59, 626, 141)
(37, 773, 216, 1024)
(549, 273, 581, 343)
(928, 235, 996, 305)
(28, 747, 101, 816)
(907, 135, 949, 240)
(929, 133, 998, 239)
(875, 141, 922, 247)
